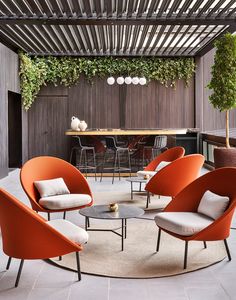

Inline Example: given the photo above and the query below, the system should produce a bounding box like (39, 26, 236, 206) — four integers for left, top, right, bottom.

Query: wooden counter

(65, 128, 188, 136)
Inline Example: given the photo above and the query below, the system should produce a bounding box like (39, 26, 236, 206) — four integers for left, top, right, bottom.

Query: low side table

(79, 204, 144, 251)
(126, 177, 148, 200)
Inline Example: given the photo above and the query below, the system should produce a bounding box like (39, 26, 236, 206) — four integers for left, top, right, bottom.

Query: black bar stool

(100, 137, 131, 184)
(70, 136, 97, 180)
(142, 135, 167, 166)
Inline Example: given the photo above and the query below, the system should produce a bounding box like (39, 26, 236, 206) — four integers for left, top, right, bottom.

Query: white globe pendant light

(139, 77, 147, 85)
(132, 77, 139, 85)
(107, 77, 115, 85)
(124, 76, 132, 85)
(117, 76, 125, 85)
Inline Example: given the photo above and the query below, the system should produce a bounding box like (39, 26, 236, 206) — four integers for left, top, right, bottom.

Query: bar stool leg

(84, 150, 88, 178)
(128, 150, 131, 177)
(118, 151, 121, 180)
(100, 151, 106, 182)
(112, 151, 118, 184)
(93, 148, 97, 181)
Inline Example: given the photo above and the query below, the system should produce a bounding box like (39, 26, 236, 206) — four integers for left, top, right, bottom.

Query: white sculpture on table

(79, 120, 88, 131)
(70, 116, 87, 131)
(71, 116, 80, 131)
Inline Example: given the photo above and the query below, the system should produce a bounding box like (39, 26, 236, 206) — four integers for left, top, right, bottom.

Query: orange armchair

(145, 154, 204, 208)
(144, 146, 185, 171)
(0, 188, 87, 287)
(154, 167, 236, 269)
(20, 156, 93, 220)
(137, 146, 185, 178)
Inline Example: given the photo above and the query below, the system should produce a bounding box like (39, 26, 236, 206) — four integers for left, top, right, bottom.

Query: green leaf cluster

(19, 52, 195, 110)
(208, 33, 236, 111)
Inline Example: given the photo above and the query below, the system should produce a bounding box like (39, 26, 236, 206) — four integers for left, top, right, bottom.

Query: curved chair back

(145, 154, 204, 197)
(163, 167, 236, 241)
(0, 188, 80, 259)
(20, 156, 93, 212)
(145, 146, 185, 171)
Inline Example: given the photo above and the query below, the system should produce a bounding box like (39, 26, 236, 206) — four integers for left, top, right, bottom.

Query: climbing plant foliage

(19, 52, 195, 110)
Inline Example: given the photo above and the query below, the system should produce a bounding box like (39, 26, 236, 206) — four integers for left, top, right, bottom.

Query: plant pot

(214, 147, 236, 169)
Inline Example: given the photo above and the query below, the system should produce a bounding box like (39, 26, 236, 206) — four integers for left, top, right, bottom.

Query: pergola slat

(0, 0, 234, 57)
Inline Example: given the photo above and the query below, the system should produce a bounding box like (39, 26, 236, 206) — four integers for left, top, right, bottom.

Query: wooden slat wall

(195, 49, 236, 131)
(0, 43, 20, 178)
(27, 76, 194, 159)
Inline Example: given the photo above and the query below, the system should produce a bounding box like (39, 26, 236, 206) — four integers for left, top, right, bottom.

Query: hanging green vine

(19, 52, 195, 110)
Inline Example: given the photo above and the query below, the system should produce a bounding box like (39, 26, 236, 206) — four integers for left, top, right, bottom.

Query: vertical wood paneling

(0, 43, 20, 178)
(28, 96, 69, 159)
(27, 76, 195, 159)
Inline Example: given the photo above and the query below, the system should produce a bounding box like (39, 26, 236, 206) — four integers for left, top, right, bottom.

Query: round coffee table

(79, 204, 144, 251)
(126, 176, 148, 198)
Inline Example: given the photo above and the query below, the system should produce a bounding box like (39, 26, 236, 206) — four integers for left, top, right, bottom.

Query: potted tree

(208, 32, 236, 168)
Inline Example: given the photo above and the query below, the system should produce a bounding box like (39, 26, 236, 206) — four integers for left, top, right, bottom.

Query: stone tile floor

(0, 169, 236, 300)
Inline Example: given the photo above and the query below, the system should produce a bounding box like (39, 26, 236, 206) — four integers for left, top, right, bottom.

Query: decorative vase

(71, 116, 80, 131)
(214, 147, 236, 168)
(109, 203, 119, 212)
(79, 120, 88, 131)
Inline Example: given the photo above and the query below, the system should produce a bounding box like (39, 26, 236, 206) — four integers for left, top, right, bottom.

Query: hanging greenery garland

(19, 52, 195, 110)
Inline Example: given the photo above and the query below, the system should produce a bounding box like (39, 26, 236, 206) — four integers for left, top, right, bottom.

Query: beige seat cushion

(154, 212, 214, 236)
(137, 170, 156, 178)
(39, 194, 92, 210)
(47, 219, 89, 244)
(197, 190, 230, 220)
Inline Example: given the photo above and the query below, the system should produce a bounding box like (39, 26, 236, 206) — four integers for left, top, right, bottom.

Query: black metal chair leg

(112, 152, 117, 184)
(47, 213, 50, 221)
(6, 257, 12, 270)
(184, 241, 188, 269)
(203, 241, 207, 248)
(15, 259, 24, 287)
(63, 211, 66, 219)
(100, 151, 106, 182)
(75, 252, 81, 281)
(146, 192, 150, 208)
(59, 256, 62, 261)
(87, 217, 90, 228)
(224, 239, 231, 261)
(156, 228, 161, 252)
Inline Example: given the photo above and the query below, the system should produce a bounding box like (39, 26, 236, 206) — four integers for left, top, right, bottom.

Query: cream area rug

(49, 217, 226, 278)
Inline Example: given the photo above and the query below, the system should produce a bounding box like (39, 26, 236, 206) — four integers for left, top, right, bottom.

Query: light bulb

(107, 77, 115, 85)
(124, 76, 132, 84)
(132, 77, 139, 85)
(139, 77, 147, 85)
(117, 76, 125, 85)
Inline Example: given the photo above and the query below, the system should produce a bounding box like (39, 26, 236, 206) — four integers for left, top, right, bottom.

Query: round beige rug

(49, 218, 226, 278)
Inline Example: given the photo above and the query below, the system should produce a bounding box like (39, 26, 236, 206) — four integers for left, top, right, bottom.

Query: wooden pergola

(0, 0, 235, 57)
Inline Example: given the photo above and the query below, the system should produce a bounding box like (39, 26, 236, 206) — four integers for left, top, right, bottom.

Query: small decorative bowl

(109, 203, 119, 212)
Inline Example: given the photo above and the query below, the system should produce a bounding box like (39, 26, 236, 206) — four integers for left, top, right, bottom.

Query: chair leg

(184, 241, 188, 269)
(6, 257, 12, 270)
(93, 149, 97, 181)
(15, 259, 24, 287)
(59, 256, 62, 261)
(100, 151, 106, 182)
(156, 228, 161, 252)
(63, 211, 66, 219)
(47, 213, 50, 221)
(112, 152, 117, 184)
(128, 150, 131, 178)
(117, 151, 121, 180)
(146, 191, 150, 208)
(203, 241, 207, 249)
(75, 252, 81, 281)
(224, 239, 231, 261)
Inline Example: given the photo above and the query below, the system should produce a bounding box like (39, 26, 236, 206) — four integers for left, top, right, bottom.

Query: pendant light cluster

(107, 76, 147, 85)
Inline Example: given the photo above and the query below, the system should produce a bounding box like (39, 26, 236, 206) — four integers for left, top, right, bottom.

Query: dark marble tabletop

(79, 204, 144, 220)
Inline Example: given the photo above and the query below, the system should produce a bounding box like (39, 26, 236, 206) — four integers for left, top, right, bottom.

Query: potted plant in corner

(208, 32, 236, 168)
